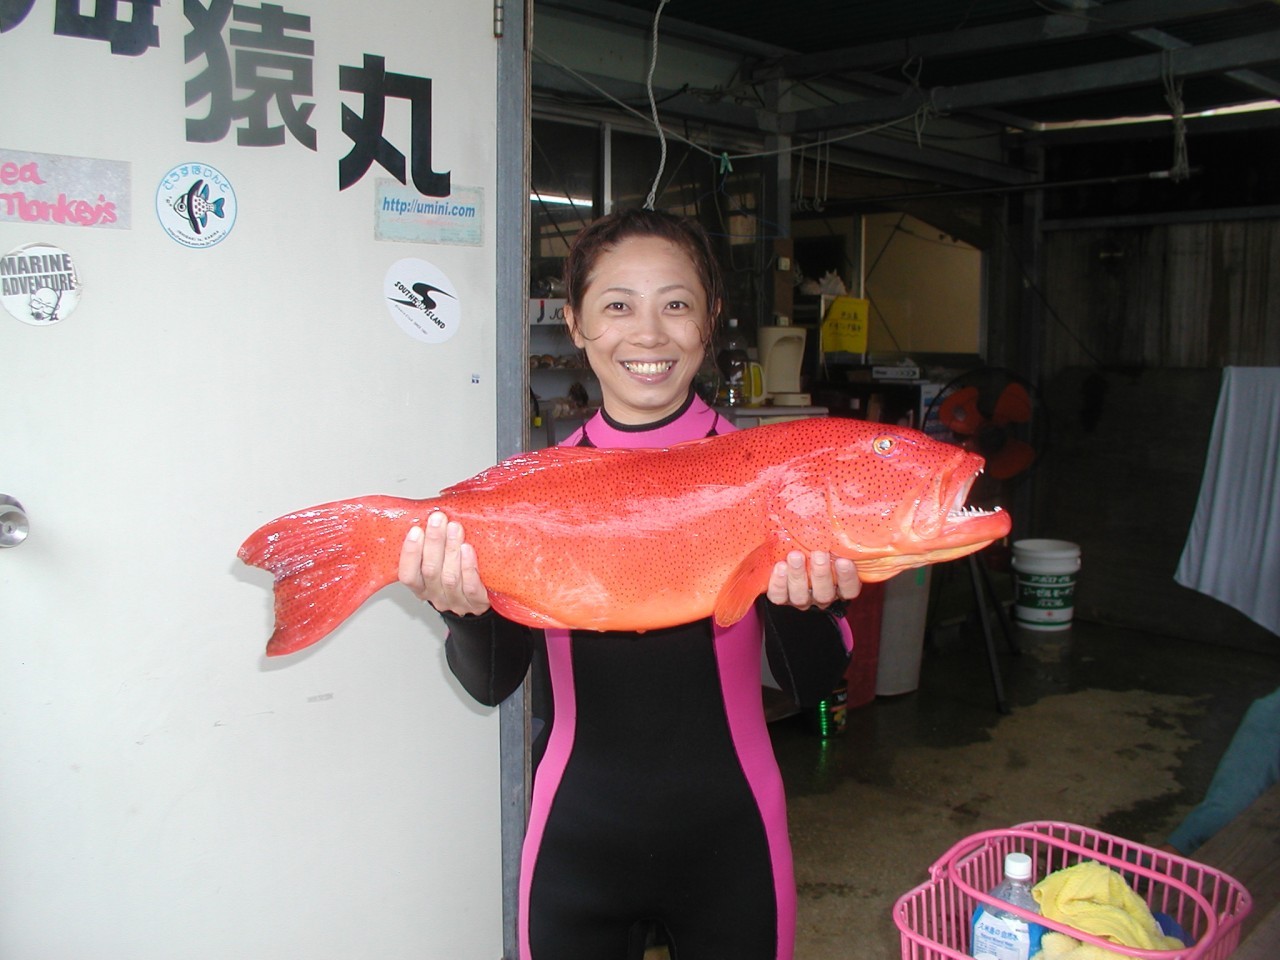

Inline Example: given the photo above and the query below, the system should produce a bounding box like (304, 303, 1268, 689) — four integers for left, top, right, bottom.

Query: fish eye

(872, 436, 897, 456)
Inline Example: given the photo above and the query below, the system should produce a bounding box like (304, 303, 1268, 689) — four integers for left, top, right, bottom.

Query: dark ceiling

(572, 0, 1280, 128)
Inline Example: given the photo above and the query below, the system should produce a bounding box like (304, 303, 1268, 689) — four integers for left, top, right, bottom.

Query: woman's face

(566, 235, 713, 425)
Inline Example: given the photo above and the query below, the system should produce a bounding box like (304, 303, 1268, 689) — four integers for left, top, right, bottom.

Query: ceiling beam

(532, 61, 1037, 186)
(754, 0, 1260, 81)
(790, 30, 1280, 133)
(1108, 7, 1280, 100)
(531, 60, 766, 133)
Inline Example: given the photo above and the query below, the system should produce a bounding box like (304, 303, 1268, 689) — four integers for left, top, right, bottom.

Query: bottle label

(970, 907, 1044, 960)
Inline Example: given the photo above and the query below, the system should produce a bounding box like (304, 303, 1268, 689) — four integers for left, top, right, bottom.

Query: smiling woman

(398, 207, 864, 960)
(563, 216, 722, 423)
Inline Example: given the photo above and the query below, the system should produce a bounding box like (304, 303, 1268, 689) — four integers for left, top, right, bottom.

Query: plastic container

(1011, 540, 1080, 631)
(716, 318, 751, 406)
(876, 566, 932, 696)
(969, 852, 1044, 960)
(893, 821, 1252, 960)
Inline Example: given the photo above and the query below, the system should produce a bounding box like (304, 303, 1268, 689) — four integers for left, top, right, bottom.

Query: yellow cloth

(1030, 861, 1183, 958)
(1034, 931, 1142, 960)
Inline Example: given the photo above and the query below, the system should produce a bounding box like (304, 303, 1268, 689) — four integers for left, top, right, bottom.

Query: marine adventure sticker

(155, 163, 237, 248)
(383, 258, 460, 343)
(1, 242, 83, 325)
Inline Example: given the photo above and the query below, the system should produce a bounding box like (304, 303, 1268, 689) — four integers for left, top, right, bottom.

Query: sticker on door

(383, 257, 460, 343)
(1, 242, 83, 325)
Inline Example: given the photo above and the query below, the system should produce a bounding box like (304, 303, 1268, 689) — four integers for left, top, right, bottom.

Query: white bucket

(1011, 539, 1081, 631)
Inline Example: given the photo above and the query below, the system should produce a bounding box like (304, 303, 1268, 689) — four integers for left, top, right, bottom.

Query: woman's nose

(627, 303, 667, 343)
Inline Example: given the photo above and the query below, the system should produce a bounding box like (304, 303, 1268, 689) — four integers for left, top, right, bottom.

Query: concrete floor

(771, 613, 1280, 960)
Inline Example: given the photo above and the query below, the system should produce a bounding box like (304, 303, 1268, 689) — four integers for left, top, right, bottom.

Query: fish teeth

(948, 505, 1002, 519)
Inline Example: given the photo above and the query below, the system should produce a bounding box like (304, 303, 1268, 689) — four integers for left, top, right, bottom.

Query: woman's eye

(666, 300, 689, 311)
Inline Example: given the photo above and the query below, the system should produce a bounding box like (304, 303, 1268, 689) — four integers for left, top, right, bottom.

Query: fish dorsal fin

(713, 542, 780, 627)
(487, 590, 572, 630)
(440, 446, 635, 495)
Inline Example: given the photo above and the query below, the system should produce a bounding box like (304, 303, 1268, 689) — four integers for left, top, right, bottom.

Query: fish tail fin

(238, 496, 421, 657)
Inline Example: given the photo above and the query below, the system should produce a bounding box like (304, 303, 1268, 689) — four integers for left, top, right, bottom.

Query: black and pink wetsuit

(441, 391, 852, 960)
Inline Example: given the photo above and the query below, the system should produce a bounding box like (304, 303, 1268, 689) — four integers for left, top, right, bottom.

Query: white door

(1, 4, 505, 957)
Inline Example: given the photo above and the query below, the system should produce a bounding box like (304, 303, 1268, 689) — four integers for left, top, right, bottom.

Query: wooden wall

(1039, 218, 1280, 375)
(1026, 218, 1279, 651)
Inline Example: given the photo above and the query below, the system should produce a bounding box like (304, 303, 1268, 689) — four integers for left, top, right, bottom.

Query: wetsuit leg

(524, 625, 785, 960)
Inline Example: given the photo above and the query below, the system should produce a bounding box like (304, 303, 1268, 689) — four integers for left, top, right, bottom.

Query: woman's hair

(562, 207, 725, 343)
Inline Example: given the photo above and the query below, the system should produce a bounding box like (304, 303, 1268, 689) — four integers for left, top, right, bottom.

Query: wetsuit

(440, 391, 852, 960)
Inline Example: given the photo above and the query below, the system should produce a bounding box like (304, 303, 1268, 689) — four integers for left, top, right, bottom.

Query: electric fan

(925, 367, 1048, 488)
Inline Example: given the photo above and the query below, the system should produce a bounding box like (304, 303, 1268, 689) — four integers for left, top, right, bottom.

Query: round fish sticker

(155, 162, 237, 248)
(1, 242, 83, 325)
(383, 258, 460, 343)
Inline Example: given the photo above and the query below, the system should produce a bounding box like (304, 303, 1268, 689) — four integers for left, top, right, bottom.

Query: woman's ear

(565, 305, 585, 348)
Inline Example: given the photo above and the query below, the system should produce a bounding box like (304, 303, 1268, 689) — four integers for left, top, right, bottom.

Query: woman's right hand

(398, 510, 492, 617)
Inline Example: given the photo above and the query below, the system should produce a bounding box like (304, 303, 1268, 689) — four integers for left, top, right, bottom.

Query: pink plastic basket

(893, 821, 1252, 960)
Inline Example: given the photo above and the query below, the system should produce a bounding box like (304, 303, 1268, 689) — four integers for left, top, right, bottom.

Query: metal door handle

(0, 496, 29, 548)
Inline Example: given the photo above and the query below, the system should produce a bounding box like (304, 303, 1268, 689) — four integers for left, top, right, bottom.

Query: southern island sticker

(155, 163, 237, 248)
(383, 258, 460, 344)
(1, 242, 83, 325)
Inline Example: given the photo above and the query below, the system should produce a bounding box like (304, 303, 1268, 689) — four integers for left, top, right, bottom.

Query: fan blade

(987, 438, 1037, 479)
(938, 385, 982, 435)
(993, 382, 1033, 425)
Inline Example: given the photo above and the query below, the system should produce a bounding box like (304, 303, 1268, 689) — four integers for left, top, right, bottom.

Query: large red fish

(239, 417, 1010, 656)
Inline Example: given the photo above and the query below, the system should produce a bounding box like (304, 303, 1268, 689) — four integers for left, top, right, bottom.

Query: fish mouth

(622, 360, 675, 377)
(914, 455, 1008, 543)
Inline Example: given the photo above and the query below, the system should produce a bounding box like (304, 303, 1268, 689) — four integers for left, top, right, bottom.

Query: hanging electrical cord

(533, 45, 927, 170)
(863, 211, 907, 351)
(642, 0, 672, 210)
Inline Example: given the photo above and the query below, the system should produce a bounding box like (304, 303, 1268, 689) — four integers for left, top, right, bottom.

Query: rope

(642, 0, 672, 210)
(1162, 51, 1191, 183)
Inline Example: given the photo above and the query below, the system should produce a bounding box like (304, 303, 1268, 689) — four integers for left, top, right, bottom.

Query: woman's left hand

(767, 550, 861, 611)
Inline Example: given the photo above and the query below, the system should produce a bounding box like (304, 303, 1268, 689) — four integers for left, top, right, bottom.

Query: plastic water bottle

(715, 318, 750, 406)
(970, 852, 1045, 960)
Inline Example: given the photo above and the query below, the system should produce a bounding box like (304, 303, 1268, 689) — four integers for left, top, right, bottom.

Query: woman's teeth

(623, 361, 674, 375)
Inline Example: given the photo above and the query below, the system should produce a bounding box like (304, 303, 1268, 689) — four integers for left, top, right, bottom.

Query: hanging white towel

(1174, 366, 1280, 636)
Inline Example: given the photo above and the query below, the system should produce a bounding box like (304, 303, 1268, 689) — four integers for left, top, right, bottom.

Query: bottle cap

(1004, 851, 1033, 881)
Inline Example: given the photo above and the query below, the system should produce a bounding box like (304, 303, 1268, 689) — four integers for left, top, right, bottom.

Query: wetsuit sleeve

(439, 608, 536, 707)
(760, 600, 852, 708)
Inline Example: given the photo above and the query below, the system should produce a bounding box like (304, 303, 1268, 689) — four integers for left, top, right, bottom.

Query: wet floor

(771, 615, 1280, 960)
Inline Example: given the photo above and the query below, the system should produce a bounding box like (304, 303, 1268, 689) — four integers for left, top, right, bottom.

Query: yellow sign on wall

(821, 295, 869, 354)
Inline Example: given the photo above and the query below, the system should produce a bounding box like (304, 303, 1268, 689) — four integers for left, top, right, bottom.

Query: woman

(400, 208, 860, 960)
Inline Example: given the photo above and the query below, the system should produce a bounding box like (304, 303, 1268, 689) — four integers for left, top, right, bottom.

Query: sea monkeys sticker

(383, 258, 460, 343)
(0, 148, 130, 229)
(1, 242, 83, 325)
(155, 162, 237, 248)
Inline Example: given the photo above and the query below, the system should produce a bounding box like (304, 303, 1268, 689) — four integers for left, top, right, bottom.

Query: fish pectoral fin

(714, 543, 778, 627)
(487, 591, 572, 630)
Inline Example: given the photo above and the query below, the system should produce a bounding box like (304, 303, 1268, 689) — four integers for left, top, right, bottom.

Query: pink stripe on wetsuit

(510, 392, 853, 959)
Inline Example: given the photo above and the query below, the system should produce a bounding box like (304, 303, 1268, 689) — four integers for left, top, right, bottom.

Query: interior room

(527, 2, 1280, 957)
